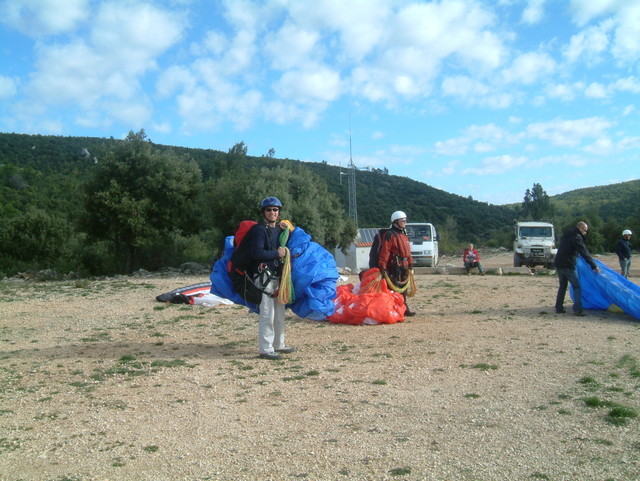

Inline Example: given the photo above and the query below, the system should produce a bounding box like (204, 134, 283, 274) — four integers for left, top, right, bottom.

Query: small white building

(333, 228, 380, 272)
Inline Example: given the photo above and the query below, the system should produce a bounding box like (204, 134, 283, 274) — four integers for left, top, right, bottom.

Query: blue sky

(1, 0, 639, 205)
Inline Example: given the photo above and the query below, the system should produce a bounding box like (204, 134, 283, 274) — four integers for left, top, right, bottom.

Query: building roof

(354, 228, 381, 247)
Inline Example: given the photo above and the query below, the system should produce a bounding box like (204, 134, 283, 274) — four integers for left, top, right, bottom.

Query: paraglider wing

(287, 227, 339, 320)
(210, 227, 339, 320)
(575, 257, 640, 320)
(210, 236, 259, 312)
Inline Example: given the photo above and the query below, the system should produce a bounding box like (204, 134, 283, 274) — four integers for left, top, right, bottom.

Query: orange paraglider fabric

(328, 268, 406, 325)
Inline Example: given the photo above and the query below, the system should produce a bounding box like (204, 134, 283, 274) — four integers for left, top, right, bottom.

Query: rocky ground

(1, 253, 639, 481)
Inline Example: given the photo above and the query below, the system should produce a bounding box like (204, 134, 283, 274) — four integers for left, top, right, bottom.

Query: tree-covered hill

(0, 131, 636, 276)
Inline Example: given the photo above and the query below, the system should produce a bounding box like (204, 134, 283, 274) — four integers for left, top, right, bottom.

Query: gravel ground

(1, 253, 639, 481)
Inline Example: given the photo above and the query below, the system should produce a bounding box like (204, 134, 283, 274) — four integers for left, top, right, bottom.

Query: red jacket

(378, 228, 413, 271)
(463, 248, 480, 264)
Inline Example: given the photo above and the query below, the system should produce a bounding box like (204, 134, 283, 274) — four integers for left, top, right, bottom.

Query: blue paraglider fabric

(573, 257, 640, 320)
(210, 226, 338, 320)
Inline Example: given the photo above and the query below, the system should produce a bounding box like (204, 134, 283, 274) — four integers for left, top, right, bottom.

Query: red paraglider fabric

(328, 268, 406, 325)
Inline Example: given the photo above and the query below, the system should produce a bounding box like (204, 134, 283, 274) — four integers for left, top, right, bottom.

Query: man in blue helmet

(250, 196, 296, 360)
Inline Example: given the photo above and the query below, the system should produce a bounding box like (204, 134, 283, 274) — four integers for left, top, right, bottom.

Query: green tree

(204, 163, 356, 250)
(83, 130, 203, 273)
(0, 207, 71, 267)
(522, 183, 554, 220)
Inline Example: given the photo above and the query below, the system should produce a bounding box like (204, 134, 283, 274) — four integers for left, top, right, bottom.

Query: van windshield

(519, 226, 552, 237)
(405, 225, 432, 241)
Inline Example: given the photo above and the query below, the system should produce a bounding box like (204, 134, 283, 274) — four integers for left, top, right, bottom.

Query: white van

(405, 223, 439, 267)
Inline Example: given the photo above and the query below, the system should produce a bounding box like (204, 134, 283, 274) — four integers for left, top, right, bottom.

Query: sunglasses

(264, 207, 280, 212)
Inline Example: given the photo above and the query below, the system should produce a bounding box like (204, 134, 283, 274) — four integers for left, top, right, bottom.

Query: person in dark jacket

(250, 196, 296, 360)
(615, 229, 632, 279)
(553, 221, 599, 316)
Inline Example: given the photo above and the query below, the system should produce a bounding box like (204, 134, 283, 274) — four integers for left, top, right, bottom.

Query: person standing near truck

(554, 221, 599, 316)
(616, 229, 632, 279)
(378, 211, 416, 317)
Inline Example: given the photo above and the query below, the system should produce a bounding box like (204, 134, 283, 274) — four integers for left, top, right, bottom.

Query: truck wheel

(513, 255, 521, 268)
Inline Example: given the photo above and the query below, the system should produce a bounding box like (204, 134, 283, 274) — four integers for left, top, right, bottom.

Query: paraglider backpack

(227, 221, 277, 305)
(368, 228, 399, 269)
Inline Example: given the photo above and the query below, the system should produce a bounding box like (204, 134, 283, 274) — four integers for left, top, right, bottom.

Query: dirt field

(1, 253, 639, 481)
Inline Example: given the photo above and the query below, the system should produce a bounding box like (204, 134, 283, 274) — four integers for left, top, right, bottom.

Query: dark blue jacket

(249, 223, 282, 275)
(616, 238, 632, 260)
(554, 226, 597, 270)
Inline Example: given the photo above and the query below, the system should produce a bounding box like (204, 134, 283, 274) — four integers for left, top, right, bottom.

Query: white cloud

(462, 154, 528, 175)
(264, 23, 320, 70)
(502, 51, 556, 85)
(0, 75, 18, 98)
(0, 0, 88, 37)
(435, 123, 520, 156)
(612, 76, 640, 94)
(563, 20, 612, 64)
(274, 68, 342, 103)
(441, 75, 514, 108)
(522, 0, 546, 25)
(546, 82, 585, 101)
(585, 82, 608, 98)
(526, 117, 614, 147)
(569, 0, 640, 62)
(20, 1, 185, 130)
(582, 136, 613, 155)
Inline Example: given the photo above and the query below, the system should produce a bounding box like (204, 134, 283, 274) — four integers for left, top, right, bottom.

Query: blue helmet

(260, 196, 283, 210)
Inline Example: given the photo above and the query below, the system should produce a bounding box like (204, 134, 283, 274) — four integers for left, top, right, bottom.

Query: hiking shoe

(405, 309, 416, 317)
(275, 347, 296, 354)
(555, 308, 566, 314)
(259, 352, 282, 360)
(574, 311, 586, 317)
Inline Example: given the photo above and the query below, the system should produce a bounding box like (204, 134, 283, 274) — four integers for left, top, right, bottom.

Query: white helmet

(391, 210, 407, 223)
(623, 229, 632, 236)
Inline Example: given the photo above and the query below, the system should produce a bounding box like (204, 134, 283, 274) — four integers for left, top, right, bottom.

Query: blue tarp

(574, 257, 640, 320)
(210, 226, 338, 320)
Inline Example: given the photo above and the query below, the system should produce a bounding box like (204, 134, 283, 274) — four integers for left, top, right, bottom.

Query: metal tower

(348, 130, 358, 228)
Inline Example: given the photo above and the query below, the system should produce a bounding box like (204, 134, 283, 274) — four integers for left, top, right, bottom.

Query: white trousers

(258, 279, 286, 354)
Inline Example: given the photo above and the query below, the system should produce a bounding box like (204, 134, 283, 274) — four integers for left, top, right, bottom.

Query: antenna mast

(348, 118, 358, 228)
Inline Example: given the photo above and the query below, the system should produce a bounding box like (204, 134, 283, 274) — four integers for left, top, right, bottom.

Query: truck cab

(513, 221, 557, 268)
(406, 223, 439, 267)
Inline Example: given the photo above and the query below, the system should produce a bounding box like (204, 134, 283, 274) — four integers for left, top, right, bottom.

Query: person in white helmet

(616, 229, 633, 279)
(378, 210, 416, 316)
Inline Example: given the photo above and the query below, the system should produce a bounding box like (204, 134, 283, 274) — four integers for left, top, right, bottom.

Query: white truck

(513, 221, 557, 268)
(406, 223, 439, 267)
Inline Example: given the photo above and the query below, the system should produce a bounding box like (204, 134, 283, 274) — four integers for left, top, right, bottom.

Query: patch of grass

(372, 380, 387, 385)
(0, 437, 21, 452)
(605, 406, 638, 426)
(389, 467, 412, 476)
(143, 445, 160, 453)
(530, 473, 550, 480)
(464, 393, 481, 399)
(470, 363, 498, 371)
(582, 396, 617, 408)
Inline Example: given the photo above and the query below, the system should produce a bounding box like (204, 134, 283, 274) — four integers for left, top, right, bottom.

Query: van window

(406, 224, 432, 241)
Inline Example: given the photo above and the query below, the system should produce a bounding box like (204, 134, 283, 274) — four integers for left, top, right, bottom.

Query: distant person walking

(554, 221, 599, 316)
(616, 229, 632, 279)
